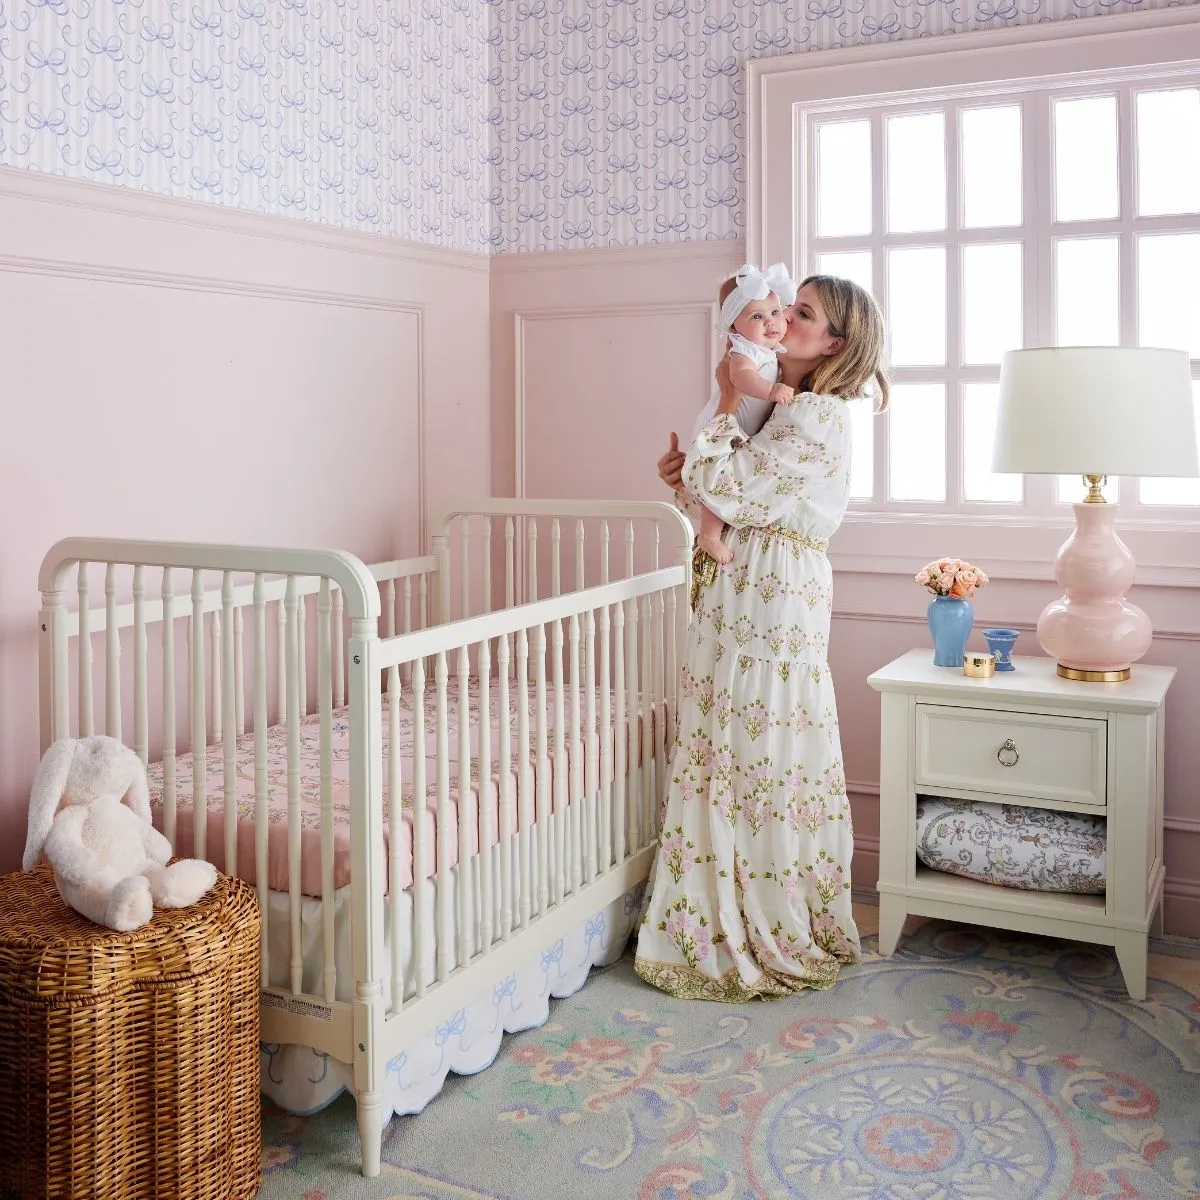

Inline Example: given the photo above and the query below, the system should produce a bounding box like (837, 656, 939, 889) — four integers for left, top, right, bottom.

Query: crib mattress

(147, 678, 653, 897)
(915, 795, 1106, 895)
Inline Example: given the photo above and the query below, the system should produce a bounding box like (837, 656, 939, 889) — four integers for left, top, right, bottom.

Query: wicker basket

(0, 864, 262, 1200)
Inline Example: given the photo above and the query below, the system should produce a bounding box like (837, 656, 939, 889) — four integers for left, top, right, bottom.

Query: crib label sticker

(262, 991, 334, 1021)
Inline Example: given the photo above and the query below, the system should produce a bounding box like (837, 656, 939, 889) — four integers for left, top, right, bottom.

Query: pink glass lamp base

(1037, 502, 1152, 682)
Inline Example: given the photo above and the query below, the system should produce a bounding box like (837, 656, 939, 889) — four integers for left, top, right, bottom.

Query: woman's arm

(683, 393, 847, 529)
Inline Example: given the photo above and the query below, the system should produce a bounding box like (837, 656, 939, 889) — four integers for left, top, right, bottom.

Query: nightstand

(866, 650, 1174, 1000)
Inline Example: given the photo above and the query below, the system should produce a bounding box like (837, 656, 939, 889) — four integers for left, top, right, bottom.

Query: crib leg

(357, 1091, 385, 1177)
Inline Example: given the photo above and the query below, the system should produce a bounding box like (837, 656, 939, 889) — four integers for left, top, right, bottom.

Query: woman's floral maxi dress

(634, 395, 861, 1001)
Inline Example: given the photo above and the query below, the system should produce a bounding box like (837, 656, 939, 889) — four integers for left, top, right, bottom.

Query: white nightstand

(867, 650, 1174, 1000)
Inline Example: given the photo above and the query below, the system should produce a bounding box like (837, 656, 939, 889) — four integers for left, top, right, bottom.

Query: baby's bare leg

(697, 505, 734, 565)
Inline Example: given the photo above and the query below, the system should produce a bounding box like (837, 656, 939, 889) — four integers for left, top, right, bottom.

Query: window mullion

(946, 105, 963, 511)
(872, 109, 889, 505)
(1118, 80, 1139, 511)
(1025, 88, 1055, 516)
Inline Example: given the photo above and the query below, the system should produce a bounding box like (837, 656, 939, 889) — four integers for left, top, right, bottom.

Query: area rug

(256, 913, 1200, 1200)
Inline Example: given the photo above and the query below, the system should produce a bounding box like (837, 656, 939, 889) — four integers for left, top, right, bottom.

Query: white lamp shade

(992, 346, 1199, 477)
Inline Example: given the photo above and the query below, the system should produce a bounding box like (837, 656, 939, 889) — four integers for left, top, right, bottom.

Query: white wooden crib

(37, 499, 692, 1176)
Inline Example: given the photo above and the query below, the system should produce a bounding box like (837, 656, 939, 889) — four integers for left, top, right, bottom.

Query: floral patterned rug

(256, 909, 1200, 1200)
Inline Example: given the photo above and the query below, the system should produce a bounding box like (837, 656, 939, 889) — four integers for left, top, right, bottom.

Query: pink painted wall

(0, 168, 491, 873)
(490, 240, 1200, 939)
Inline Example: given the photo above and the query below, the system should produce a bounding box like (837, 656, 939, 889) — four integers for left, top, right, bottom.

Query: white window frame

(747, 8, 1200, 585)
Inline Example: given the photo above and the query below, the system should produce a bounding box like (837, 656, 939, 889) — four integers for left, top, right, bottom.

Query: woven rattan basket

(0, 864, 262, 1200)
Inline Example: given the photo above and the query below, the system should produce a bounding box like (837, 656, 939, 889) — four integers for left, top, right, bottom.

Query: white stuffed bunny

(22, 735, 218, 932)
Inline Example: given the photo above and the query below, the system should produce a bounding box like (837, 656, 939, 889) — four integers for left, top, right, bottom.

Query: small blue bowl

(982, 627, 1019, 671)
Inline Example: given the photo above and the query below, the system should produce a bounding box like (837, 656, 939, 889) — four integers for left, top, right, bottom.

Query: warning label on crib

(262, 991, 334, 1021)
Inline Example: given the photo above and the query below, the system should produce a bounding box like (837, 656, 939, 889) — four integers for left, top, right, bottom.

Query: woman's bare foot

(697, 530, 734, 565)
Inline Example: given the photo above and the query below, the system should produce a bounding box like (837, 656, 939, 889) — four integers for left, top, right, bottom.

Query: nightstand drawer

(915, 704, 1107, 807)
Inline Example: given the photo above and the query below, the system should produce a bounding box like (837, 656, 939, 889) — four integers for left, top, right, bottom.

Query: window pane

(888, 246, 946, 366)
(1058, 474, 1116, 504)
(889, 383, 946, 501)
(961, 105, 1022, 228)
(1056, 237, 1119, 346)
(1054, 95, 1118, 222)
(1139, 233, 1200, 357)
(817, 120, 871, 237)
(963, 383, 1023, 503)
(817, 250, 873, 294)
(1136, 88, 1200, 217)
(848, 396, 875, 499)
(1140, 382, 1200, 506)
(887, 111, 946, 233)
(963, 243, 1023, 365)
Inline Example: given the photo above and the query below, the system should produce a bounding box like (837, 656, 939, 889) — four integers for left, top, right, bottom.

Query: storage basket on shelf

(0, 863, 261, 1200)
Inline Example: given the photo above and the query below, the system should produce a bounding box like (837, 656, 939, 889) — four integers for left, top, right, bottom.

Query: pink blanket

(147, 679, 654, 898)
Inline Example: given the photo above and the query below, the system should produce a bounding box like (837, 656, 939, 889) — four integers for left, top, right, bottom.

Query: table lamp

(992, 346, 1198, 682)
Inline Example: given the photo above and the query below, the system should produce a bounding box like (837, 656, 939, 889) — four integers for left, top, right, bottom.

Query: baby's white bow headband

(720, 262, 798, 332)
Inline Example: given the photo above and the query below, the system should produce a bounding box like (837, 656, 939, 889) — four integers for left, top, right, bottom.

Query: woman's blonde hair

(798, 274, 890, 412)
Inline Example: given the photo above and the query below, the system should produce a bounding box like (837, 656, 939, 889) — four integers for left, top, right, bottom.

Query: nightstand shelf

(867, 650, 1174, 1000)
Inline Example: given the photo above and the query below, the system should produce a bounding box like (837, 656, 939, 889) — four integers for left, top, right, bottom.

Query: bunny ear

(23, 739, 76, 870)
(119, 744, 151, 825)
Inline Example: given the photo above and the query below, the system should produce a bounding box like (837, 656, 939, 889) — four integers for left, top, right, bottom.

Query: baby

(692, 262, 798, 565)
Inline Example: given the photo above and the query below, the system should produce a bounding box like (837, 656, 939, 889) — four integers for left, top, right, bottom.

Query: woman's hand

(769, 382, 795, 406)
(715, 352, 740, 415)
(657, 432, 686, 490)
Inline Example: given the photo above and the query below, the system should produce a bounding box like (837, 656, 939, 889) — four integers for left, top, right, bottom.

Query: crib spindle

(385, 579, 396, 638)
(575, 520, 585, 594)
(504, 518, 515, 610)
(652, 589, 666, 840)
(625, 519, 636, 581)
(133, 565, 148, 765)
(105, 564, 120, 740)
(568, 613, 582, 894)
(613, 599, 626, 866)
(584, 605, 598, 883)
(640, 594, 653, 850)
(551, 519, 561, 599)
(516, 627, 532, 928)
(598, 599, 612, 874)
(77, 564, 92, 738)
(190, 570, 208, 862)
(253, 573, 269, 988)
(456, 643, 472, 967)
(284, 574, 302, 995)
(412, 656, 429, 998)
(497, 634, 513, 941)
(297, 593, 307, 719)
(162, 568, 177, 847)
(212, 607, 222, 744)
(533, 622, 549, 917)
(600, 521, 611, 585)
(234, 608, 245, 737)
(626, 597, 641, 851)
(460, 518, 470, 622)
(333, 587, 345, 710)
(276, 598, 287, 725)
(387, 654, 403, 1012)
(478, 638, 494, 953)
(319, 579, 337, 1005)
(435, 651, 452, 981)
(551, 617, 567, 905)
(527, 520, 538, 605)
(222, 572, 237, 876)
(482, 521, 493, 617)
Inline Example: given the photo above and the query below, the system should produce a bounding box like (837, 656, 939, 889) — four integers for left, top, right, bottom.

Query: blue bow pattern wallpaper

(0, 0, 490, 248)
(0, 0, 1179, 253)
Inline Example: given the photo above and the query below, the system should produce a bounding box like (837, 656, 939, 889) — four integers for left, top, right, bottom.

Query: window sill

(832, 510, 1200, 587)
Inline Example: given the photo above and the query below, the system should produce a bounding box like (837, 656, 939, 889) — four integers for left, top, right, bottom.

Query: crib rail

(432, 499, 693, 622)
(373, 563, 689, 1025)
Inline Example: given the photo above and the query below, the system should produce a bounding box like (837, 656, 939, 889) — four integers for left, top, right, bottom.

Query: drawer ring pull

(996, 738, 1019, 767)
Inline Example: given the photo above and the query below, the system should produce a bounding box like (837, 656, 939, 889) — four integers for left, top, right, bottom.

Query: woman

(635, 275, 889, 1001)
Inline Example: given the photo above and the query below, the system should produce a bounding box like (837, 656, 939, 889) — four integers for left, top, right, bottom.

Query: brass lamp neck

(1082, 474, 1109, 504)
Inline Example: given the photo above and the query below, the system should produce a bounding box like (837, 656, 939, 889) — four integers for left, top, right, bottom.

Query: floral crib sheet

(146, 677, 652, 898)
(915, 796, 1106, 895)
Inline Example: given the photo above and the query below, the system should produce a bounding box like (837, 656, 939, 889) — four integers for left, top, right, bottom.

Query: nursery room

(1, 1, 1199, 1198)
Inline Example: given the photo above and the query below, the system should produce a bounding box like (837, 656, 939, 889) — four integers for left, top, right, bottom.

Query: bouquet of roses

(915, 558, 989, 598)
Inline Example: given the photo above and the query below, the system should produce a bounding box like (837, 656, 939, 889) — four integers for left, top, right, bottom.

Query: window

(749, 8, 1200, 571)
(807, 79, 1200, 517)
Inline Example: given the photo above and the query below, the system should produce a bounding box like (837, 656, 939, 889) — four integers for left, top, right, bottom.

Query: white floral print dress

(634, 394, 861, 1001)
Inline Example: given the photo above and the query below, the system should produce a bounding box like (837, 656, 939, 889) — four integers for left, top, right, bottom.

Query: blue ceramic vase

(927, 595, 974, 667)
